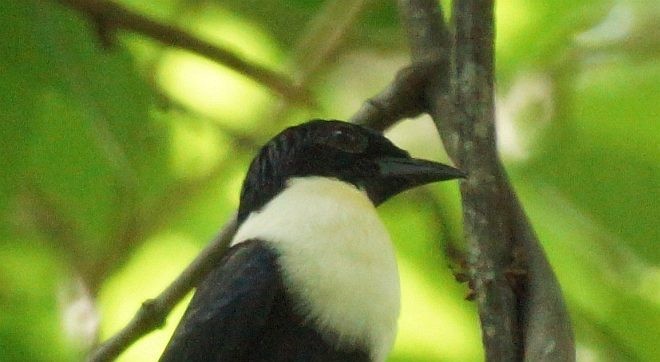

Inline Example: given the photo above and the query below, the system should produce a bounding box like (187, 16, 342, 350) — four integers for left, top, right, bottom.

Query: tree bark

(398, 0, 575, 360)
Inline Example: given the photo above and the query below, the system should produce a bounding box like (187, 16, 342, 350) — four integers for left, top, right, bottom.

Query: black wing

(159, 239, 282, 362)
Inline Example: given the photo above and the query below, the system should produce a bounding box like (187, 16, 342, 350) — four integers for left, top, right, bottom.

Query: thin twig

(289, 0, 370, 85)
(87, 215, 238, 362)
(269, 0, 370, 127)
(57, 0, 313, 105)
(349, 60, 440, 131)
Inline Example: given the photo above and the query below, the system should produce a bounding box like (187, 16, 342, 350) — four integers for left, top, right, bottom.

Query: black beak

(367, 157, 466, 205)
(376, 157, 466, 182)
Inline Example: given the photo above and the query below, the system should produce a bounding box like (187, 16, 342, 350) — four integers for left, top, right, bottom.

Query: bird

(159, 119, 465, 362)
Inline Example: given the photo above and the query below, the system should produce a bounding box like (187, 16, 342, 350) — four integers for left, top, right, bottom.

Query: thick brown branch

(451, 1, 520, 360)
(398, 0, 451, 62)
(507, 190, 575, 361)
(398, 0, 575, 361)
(57, 0, 312, 105)
(397, 0, 459, 155)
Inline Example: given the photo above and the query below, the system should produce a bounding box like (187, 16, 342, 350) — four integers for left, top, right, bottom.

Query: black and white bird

(159, 119, 465, 362)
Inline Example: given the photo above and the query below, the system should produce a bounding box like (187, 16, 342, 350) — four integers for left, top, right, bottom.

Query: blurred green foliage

(1, 0, 658, 361)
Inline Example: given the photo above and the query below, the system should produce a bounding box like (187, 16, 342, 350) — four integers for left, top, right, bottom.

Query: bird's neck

(232, 176, 400, 362)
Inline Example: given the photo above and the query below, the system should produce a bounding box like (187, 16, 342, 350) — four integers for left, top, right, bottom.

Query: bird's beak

(367, 157, 466, 205)
(376, 157, 466, 182)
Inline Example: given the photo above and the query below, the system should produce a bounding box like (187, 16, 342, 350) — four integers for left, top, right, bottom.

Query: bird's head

(237, 120, 465, 224)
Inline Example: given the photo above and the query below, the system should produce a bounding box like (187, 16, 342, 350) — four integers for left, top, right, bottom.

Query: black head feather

(237, 120, 464, 224)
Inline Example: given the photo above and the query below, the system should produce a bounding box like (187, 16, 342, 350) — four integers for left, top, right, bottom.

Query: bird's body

(233, 177, 400, 361)
(160, 120, 464, 361)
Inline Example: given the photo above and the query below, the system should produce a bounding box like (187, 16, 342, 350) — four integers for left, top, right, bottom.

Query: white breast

(232, 177, 400, 361)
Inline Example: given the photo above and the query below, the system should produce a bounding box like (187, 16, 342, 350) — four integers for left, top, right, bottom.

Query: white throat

(232, 177, 400, 361)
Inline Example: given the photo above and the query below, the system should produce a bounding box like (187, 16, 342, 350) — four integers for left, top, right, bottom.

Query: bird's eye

(323, 128, 368, 153)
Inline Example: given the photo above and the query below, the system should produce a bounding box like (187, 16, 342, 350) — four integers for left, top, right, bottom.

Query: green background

(1, 0, 658, 361)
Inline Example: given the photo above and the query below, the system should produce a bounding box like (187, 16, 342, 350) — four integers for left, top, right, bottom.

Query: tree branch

(451, 2, 520, 360)
(398, 0, 575, 361)
(87, 215, 238, 362)
(397, 0, 460, 154)
(290, 0, 370, 85)
(57, 0, 313, 105)
(268, 0, 369, 127)
(86, 61, 438, 361)
(349, 60, 441, 131)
